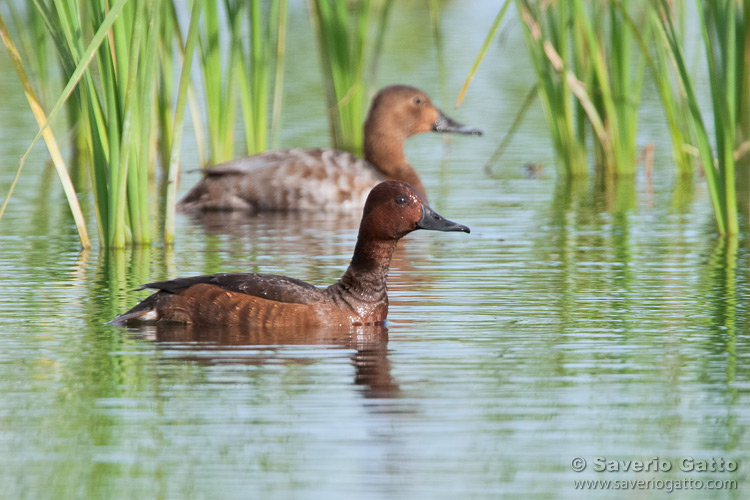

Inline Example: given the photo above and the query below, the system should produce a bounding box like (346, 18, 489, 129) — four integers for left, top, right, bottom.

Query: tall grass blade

(516, 0, 588, 176)
(512, 0, 649, 177)
(157, 2, 177, 171)
(130, 0, 162, 246)
(455, 0, 512, 108)
(0, 10, 91, 248)
(623, 3, 694, 175)
(367, 0, 393, 86)
(19, 0, 128, 169)
(654, 0, 727, 233)
(193, 0, 287, 159)
(6, 2, 54, 107)
(161, 1, 207, 169)
(249, 0, 268, 155)
(165, 0, 203, 246)
(198, 0, 235, 163)
(270, 0, 288, 148)
(110, 0, 147, 248)
(740, 1, 750, 143)
(309, 0, 390, 155)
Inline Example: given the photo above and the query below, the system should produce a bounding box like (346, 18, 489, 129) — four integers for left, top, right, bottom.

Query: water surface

(1, 2, 748, 499)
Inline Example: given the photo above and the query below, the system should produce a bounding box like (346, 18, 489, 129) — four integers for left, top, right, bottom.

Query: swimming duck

(113, 181, 470, 326)
(176, 85, 481, 212)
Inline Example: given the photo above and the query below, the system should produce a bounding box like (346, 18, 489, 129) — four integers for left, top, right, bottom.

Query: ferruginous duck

(113, 181, 470, 326)
(176, 85, 481, 212)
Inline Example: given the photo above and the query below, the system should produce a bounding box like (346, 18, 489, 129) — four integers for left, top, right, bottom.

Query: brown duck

(176, 85, 481, 212)
(113, 181, 470, 326)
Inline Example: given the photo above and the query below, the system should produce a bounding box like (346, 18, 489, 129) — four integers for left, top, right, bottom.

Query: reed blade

(455, 0, 512, 108)
(0, 10, 92, 248)
(165, 0, 203, 246)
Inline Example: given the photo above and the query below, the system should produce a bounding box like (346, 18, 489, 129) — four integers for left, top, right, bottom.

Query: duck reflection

(133, 322, 398, 398)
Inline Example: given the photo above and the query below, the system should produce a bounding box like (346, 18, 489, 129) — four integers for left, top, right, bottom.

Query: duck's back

(177, 148, 384, 212)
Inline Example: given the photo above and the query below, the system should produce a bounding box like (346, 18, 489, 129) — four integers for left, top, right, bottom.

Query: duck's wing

(177, 148, 383, 212)
(144, 273, 326, 305)
(109, 273, 326, 325)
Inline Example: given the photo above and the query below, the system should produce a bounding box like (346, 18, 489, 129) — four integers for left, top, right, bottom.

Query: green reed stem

(517, 0, 588, 176)
(270, 0, 288, 148)
(655, 0, 733, 234)
(157, 2, 176, 171)
(165, 0, 202, 246)
(632, 4, 694, 175)
(198, 0, 235, 163)
(249, 0, 268, 154)
(21, 0, 126, 170)
(513, 1, 649, 177)
(0, 11, 90, 249)
(456, 0, 512, 108)
(6, 3, 53, 106)
(309, 0, 388, 155)
(16, 0, 130, 247)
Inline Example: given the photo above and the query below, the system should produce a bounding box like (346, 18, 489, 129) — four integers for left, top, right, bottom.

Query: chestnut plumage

(112, 181, 469, 327)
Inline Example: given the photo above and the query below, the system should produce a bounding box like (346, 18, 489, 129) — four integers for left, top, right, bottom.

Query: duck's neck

(364, 130, 427, 201)
(325, 237, 398, 307)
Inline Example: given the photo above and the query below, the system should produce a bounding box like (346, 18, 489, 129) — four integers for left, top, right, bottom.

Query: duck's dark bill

(433, 109, 483, 136)
(417, 205, 470, 233)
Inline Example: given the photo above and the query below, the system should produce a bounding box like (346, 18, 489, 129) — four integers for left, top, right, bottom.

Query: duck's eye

(414, 97, 422, 105)
(395, 196, 408, 205)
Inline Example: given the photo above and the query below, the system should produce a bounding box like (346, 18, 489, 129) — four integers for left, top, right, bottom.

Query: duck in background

(177, 85, 481, 213)
(114, 181, 470, 326)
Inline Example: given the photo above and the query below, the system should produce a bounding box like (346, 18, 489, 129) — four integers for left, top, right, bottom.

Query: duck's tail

(107, 293, 160, 325)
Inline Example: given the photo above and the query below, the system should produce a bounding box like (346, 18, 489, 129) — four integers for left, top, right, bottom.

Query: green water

(1, 2, 748, 499)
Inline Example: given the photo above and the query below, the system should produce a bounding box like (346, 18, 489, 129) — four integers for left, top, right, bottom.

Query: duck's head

(365, 85, 482, 139)
(359, 180, 470, 241)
